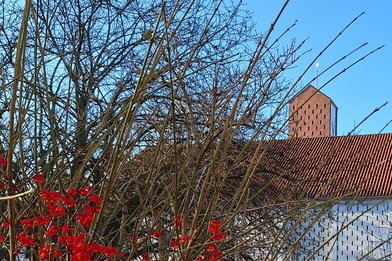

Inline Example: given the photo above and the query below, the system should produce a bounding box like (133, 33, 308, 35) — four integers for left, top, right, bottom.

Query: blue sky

(243, 0, 392, 135)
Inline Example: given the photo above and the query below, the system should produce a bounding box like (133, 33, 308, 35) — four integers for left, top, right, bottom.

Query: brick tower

(288, 85, 337, 138)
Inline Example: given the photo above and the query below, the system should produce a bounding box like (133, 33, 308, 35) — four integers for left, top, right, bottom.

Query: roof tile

(256, 133, 392, 198)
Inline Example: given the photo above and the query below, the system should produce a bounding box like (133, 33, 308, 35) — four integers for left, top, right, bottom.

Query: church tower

(288, 85, 337, 138)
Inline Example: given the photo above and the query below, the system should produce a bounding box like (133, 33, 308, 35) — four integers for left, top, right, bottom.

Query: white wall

(292, 198, 392, 260)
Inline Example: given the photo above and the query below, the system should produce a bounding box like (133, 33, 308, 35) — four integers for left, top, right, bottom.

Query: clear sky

(243, 0, 392, 135)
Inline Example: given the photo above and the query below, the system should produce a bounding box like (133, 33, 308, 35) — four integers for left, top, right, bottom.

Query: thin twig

(0, 189, 35, 201)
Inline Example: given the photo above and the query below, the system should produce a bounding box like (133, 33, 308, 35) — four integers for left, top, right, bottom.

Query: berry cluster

(0, 171, 124, 260)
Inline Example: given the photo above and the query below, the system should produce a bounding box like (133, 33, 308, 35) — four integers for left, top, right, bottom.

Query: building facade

(292, 199, 392, 260)
(254, 132, 392, 260)
(289, 85, 338, 138)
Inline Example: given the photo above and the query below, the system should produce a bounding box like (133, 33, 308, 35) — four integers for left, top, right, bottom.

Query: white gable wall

(292, 198, 392, 260)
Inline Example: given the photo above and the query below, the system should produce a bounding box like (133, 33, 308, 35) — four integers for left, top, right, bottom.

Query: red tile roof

(255, 133, 392, 199)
